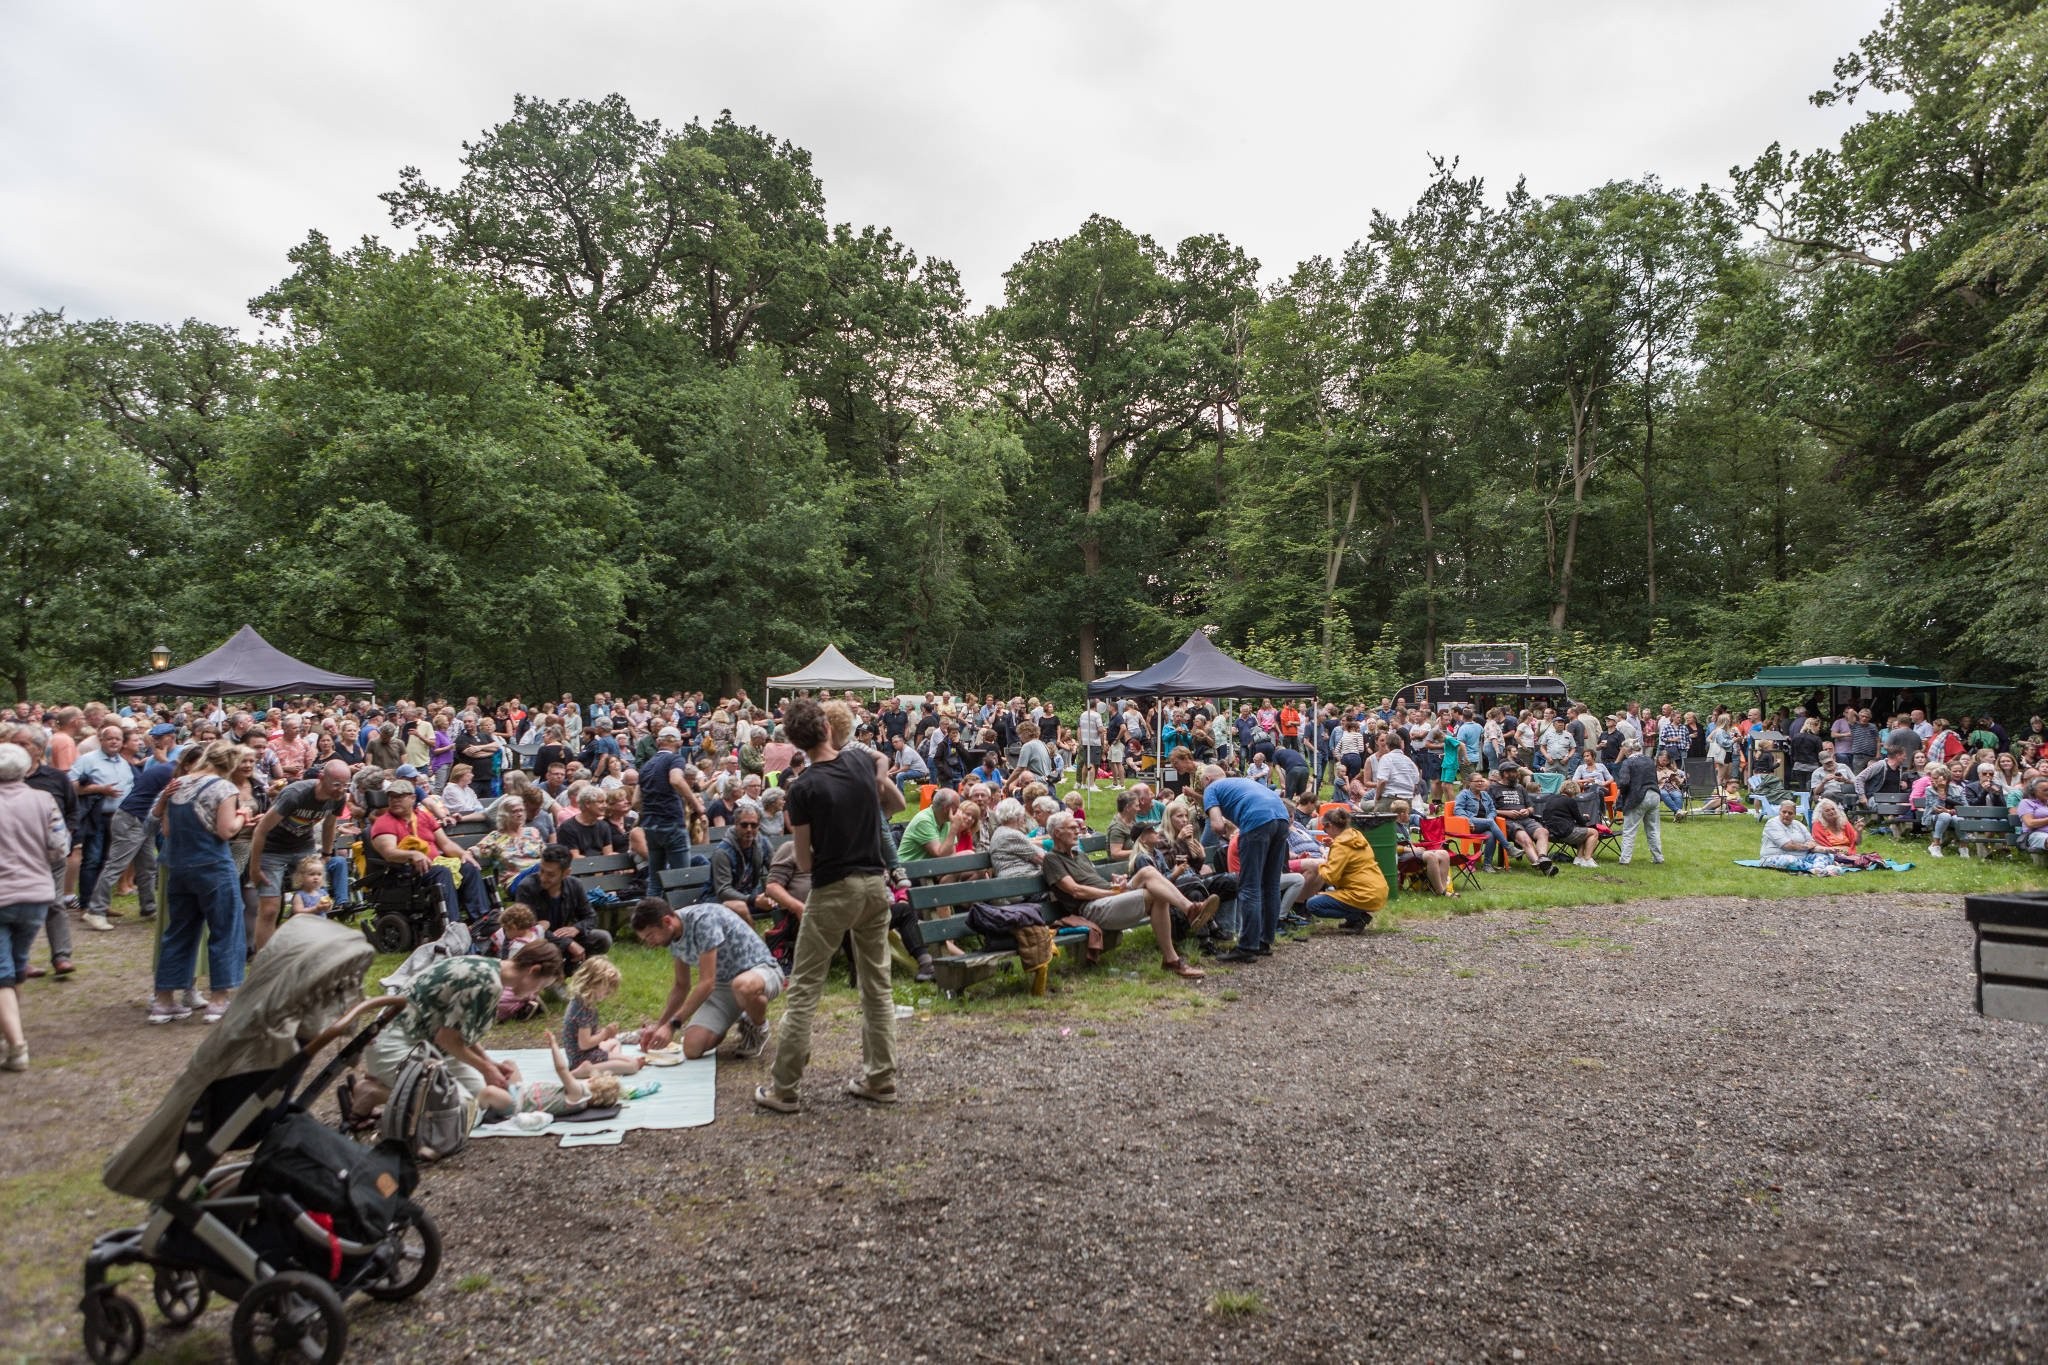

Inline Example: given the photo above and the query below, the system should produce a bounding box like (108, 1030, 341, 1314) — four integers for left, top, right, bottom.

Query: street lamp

(150, 643, 171, 671)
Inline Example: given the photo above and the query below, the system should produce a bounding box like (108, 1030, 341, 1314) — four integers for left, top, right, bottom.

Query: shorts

(364, 1028, 488, 1133)
(255, 848, 311, 899)
(1074, 889, 1150, 933)
(687, 964, 785, 1039)
(1559, 828, 1592, 849)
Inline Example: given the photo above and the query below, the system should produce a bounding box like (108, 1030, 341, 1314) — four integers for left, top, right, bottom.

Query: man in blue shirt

(1455, 709, 1484, 782)
(84, 724, 177, 929)
(69, 724, 136, 921)
(1201, 767, 1289, 963)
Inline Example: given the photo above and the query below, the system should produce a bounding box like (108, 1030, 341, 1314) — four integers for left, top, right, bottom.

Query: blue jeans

(158, 867, 246, 993)
(325, 855, 352, 903)
(426, 863, 489, 923)
(0, 901, 47, 988)
(1926, 810, 1955, 843)
(1659, 790, 1684, 814)
(75, 807, 111, 907)
(641, 819, 690, 897)
(1235, 818, 1288, 953)
(1304, 892, 1372, 927)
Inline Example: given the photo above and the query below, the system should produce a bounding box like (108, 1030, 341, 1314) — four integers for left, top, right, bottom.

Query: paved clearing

(10, 891, 2048, 1362)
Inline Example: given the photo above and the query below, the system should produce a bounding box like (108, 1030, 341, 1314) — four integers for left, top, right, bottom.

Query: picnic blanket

(469, 1047, 716, 1147)
(1735, 857, 1915, 876)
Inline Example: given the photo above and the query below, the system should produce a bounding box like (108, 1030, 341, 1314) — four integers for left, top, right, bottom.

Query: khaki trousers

(769, 872, 896, 1100)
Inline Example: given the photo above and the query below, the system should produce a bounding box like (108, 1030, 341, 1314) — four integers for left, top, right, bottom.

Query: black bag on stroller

(242, 1111, 420, 1248)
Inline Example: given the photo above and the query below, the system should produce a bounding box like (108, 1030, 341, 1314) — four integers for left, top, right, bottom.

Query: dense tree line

(4, 2, 2044, 712)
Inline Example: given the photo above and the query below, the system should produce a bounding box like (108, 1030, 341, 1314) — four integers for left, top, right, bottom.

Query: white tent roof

(767, 644, 894, 692)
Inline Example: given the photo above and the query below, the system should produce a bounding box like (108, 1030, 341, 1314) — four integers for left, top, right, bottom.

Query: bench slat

(907, 874, 1049, 913)
(901, 852, 992, 882)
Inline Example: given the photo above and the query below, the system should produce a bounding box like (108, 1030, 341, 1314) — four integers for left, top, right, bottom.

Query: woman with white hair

(0, 742, 69, 1070)
(1758, 798, 1841, 875)
(988, 798, 1045, 880)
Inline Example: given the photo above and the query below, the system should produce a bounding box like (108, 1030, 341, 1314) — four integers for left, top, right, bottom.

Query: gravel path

(327, 892, 2048, 1363)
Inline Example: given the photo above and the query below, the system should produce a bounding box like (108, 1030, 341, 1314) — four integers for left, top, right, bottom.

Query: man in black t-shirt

(757, 698, 906, 1114)
(515, 845, 612, 964)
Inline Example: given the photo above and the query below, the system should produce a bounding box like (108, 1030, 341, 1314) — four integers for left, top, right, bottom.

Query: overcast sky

(1, 1, 1887, 329)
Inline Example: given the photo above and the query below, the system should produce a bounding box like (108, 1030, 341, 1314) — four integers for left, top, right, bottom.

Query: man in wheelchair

(367, 778, 489, 925)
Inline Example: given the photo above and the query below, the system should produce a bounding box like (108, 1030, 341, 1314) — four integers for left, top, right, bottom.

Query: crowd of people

(1, 683, 2043, 1093)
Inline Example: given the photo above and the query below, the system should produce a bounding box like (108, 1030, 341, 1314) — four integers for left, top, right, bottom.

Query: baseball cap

(148, 723, 178, 737)
(658, 726, 682, 741)
(383, 779, 414, 795)
(394, 764, 420, 779)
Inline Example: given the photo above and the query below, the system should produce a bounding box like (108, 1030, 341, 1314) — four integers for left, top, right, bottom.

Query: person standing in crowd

(1202, 765, 1288, 964)
(152, 741, 252, 1025)
(0, 743, 70, 1070)
(638, 726, 699, 897)
(756, 698, 905, 1114)
(68, 723, 132, 922)
(1614, 740, 1665, 867)
(245, 760, 351, 952)
(7, 725, 79, 979)
(82, 723, 177, 933)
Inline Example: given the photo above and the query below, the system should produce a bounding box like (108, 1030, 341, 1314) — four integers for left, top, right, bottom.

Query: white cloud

(0, 0, 1886, 327)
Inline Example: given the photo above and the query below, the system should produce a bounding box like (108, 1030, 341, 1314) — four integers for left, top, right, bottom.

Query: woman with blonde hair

(1810, 798, 1882, 869)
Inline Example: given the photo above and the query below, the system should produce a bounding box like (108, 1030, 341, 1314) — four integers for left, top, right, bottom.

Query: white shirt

(1374, 751, 1423, 800)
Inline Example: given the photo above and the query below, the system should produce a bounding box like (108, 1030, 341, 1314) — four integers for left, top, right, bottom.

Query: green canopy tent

(1705, 659, 2012, 717)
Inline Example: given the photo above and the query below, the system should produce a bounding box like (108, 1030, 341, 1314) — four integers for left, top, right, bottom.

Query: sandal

(1163, 958, 1206, 981)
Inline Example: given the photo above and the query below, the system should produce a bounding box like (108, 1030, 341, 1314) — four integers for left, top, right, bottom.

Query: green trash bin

(1356, 815, 1400, 899)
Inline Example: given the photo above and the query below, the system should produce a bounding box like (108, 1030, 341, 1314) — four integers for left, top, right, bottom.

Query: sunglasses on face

(736, 821, 761, 829)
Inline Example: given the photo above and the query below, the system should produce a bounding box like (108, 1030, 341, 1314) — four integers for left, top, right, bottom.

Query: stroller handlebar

(308, 996, 407, 1057)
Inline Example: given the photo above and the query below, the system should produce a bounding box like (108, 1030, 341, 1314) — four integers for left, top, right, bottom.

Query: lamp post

(150, 644, 171, 672)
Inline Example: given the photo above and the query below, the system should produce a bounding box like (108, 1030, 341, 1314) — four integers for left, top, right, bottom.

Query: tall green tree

(217, 235, 634, 696)
(989, 216, 1257, 679)
(0, 322, 183, 699)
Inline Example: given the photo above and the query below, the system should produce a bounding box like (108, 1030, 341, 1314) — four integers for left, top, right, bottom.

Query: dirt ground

(8, 891, 2047, 1362)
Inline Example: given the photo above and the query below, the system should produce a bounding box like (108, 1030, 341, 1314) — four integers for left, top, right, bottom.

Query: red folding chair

(1424, 815, 1487, 892)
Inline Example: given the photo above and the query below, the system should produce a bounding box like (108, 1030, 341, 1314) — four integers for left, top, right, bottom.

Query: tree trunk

(1549, 394, 1595, 632)
(1642, 342, 1658, 610)
(1418, 480, 1439, 670)
(1215, 404, 1237, 583)
(1322, 476, 1360, 667)
(1078, 426, 1111, 682)
(1769, 444, 1787, 581)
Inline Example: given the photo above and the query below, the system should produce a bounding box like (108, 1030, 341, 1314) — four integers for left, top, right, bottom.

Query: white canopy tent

(765, 644, 895, 700)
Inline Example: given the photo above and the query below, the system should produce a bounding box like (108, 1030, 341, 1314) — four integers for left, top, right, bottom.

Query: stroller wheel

(361, 1209, 442, 1301)
(230, 1271, 346, 1365)
(80, 1286, 145, 1365)
(153, 1265, 211, 1327)
(371, 911, 416, 954)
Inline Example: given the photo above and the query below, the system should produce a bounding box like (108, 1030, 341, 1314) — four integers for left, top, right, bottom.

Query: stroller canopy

(104, 916, 374, 1202)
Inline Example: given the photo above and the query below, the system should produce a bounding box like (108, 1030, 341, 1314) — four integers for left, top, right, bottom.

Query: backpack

(379, 1042, 472, 1162)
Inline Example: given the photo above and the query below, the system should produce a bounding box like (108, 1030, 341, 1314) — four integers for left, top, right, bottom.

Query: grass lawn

(459, 781, 2047, 1044)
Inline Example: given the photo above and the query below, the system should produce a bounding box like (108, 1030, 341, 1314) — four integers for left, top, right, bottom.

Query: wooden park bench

(570, 853, 645, 933)
(1954, 805, 2017, 859)
(900, 850, 1098, 999)
(446, 817, 491, 850)
(1862, 792, 1916, 839)
(656, 863, 713, 910)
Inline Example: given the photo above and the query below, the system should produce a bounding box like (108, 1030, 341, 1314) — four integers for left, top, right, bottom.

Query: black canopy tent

(111, 626, 375, 698)
(1086, 631, 1317, 775)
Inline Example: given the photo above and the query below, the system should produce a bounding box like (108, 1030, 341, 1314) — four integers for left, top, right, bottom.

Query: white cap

(658, 726, 683, 741)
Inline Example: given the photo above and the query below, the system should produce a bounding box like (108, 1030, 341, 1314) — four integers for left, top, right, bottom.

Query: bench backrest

(906, 872, 1048, 915)
(572, 852, 642, 897)
(900, 851, 991, 883)
(1955, 805, 2016, 835)
(657, 863, 712, 908)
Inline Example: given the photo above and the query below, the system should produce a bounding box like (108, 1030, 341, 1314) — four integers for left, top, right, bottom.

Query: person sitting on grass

(1040, 811, 1213, 979)
(1810, 798, 1883, 869)
(1758, 799, 1840, 875)
(1301, 806, 1383, 931)
(558, 955, 647, 1076)
(1534, 779, 1604, 868)
(630, 897, 783, 1062)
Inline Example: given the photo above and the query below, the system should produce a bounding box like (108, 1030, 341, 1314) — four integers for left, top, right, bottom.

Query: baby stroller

(84, 916, 441, 1365)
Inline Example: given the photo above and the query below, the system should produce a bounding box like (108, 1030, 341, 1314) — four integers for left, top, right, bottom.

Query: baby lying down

(483, 1036, 624, 1123)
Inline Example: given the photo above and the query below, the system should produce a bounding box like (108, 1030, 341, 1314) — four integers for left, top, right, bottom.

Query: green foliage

(213, 237, 634, 697)
(0, 324, 184, 699)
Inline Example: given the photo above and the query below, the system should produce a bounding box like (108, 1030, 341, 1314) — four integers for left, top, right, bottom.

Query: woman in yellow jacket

(1303, 806, 1387, 932)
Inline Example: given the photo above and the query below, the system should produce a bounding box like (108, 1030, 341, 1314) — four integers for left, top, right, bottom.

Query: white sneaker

(1958, 846, 1972, 859)
(2, 1043, 27, 1072)
(1575, 857, 1597, 868)
(1929, 842, 1944, 859)
(83, 913, 113, 932)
